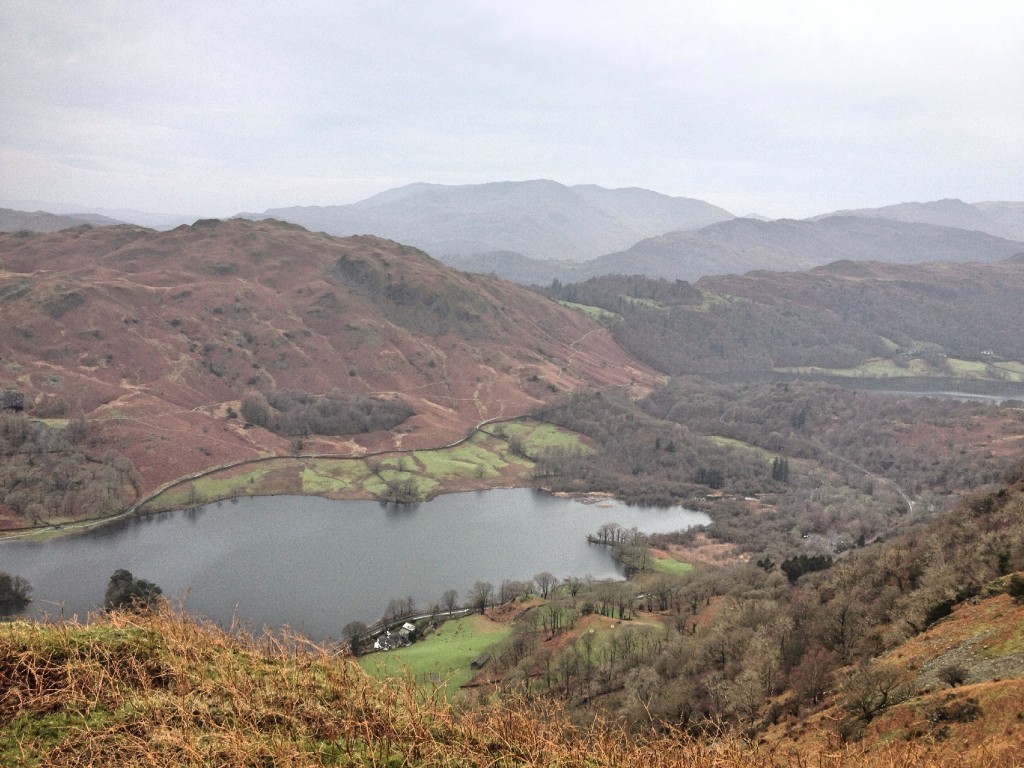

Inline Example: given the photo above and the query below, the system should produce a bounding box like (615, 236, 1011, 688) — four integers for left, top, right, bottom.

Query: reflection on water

(0, 488, 708, 642)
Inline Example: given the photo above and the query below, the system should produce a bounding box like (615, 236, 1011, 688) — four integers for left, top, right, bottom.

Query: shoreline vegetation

(0, 416, 593, 542)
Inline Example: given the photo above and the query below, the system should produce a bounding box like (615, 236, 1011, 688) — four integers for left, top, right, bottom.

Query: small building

(398, 621, 417, 641)
(470, 652, 491, 670)
(373, 630, 411, 652)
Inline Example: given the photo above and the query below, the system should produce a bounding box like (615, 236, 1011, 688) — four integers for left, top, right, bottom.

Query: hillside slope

(547, 258, 1024, 382)
(1, 596, 1020, 766)
(0, 219, 656, 498)
(252, 180, 733, 262)
(0, 207, 121, 233)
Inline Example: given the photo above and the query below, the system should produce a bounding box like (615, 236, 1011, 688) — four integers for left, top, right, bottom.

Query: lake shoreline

(0, 489, 710, 643)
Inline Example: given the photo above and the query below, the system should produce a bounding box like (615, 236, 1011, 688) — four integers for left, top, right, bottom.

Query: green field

(777, 356, 1024, 381)
(649, 556, 695, 575)
(494, 420, 592, 457)
(620, 295, 667, 310)
(558, 300, 621, 324)
(359, 614, 511, 692)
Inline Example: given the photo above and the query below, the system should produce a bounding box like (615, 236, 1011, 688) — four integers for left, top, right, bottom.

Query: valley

(2, 201, 1024, 766)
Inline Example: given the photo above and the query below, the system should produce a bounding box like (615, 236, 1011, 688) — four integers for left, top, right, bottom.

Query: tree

(0, 571, 32, 608)
(563, 576, 584, 602)
(937, 664, 969, 688)
(104, 569, 162, 611)
(385, 596, 415, 622)
(534, 571, 556, 599)
(840, 659, 908, 722)
(771, 457, 790, 483)
(790, 645, 838, 706)
(442, 589, 459, 617)
(470, 581, 494, 614)
(342, 620, 368, 656)
(240, 391, 273, 428)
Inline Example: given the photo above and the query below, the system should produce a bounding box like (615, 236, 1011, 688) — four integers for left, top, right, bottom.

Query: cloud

(1, 1, 1021, 218)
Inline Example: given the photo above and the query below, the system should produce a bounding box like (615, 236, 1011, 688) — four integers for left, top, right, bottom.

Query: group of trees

(544, 265, 1024, 378)
(527, 377, 1018, 558)
(240, 388, 414, 437)
(331, 254, 500, 339)
(473, 468, 1024, 737)
(0, 411, 139, 528)
(533, 391, 783, 507)
(1, 568, 162, 616)
(0, 571, 31, 609)
(341, 572, 578, 656)
(103, 569, 163, 611)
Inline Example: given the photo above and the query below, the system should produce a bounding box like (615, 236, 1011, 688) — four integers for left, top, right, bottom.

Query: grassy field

(558, 300, 621, 324)
(777, 356, 1024, 381)
(493, 420, 592, 457)
(359, 614, 511, 691)
(649, 555, 695, 575)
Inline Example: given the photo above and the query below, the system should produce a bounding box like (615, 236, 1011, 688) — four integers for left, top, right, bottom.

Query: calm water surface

(0, 489, 708, 642)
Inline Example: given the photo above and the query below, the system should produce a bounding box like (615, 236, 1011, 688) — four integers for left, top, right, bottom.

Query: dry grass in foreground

(1, 606, 1022, 767)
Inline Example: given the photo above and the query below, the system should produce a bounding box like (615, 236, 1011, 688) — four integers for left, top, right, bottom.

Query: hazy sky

(2, 1, 1022, 219)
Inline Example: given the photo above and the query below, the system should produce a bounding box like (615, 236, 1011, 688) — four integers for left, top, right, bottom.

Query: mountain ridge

(247, 179, 734, 262)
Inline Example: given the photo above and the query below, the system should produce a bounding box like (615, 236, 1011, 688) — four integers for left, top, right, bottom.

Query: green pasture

(778, 355, 1024, 381)
(649, 557, 695, 575)
(558, 301, 621, 324)
(620, 295, 666, 310)
(495, 420, 591, 456)
(359, 614, 511, 692)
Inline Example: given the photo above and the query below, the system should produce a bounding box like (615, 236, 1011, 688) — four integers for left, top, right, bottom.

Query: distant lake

(0, 489, 708, 643)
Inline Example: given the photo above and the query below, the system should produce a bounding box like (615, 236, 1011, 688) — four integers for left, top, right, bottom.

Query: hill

(0, 207, 121, 233)
(249, 179, 734, 262)
(816, 198, 1024, 242)
(576, 215, 1024, 283)
(1, 597, 1020, 767)
(547, 258, 1024, 383)
(0, 219, 656, 518)
(448, 214, 1024, 286)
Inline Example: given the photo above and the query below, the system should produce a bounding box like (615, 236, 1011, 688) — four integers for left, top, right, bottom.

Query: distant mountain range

(0, 208, 122, 232)
(570, 215, 1024, 282)
(6, 185, 1024, 286)
(245, 180, 734, 262)
(813, 198, 1024, 241)
(455, 215, 1024, 285)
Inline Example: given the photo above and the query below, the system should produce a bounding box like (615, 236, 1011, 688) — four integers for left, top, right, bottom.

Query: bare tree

(442, 589, 459, 618)
(470, 581, 494, 614)
(840, 659, 909, 722)
(534, 571, 556, 599)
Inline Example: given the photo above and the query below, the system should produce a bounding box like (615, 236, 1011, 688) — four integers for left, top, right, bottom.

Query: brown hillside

(769, 587, 1024, 764)
(0, 219, 657, 498)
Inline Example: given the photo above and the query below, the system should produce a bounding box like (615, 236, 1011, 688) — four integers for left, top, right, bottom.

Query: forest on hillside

(457, 376, 1024, 739)
(0, 412, 138, 529)
(532, 380, 1018, 554)
(468, 474, 1024, 739)
(544, 265, 1024, 377)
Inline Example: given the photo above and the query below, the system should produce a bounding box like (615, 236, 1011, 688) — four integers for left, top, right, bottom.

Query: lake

(0, 488, 708, 642)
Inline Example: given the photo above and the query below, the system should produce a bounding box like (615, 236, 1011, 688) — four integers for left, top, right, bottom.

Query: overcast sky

(2, 1, 1022, 219)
